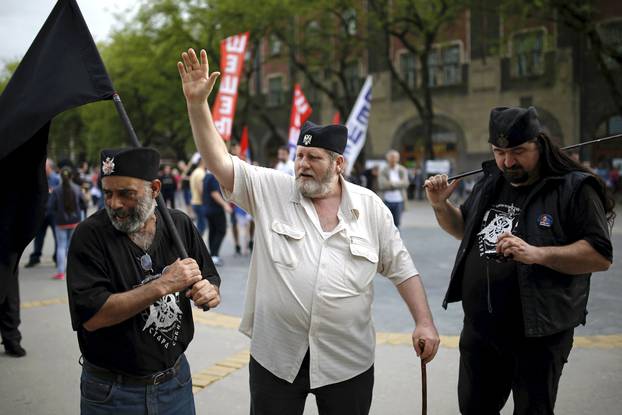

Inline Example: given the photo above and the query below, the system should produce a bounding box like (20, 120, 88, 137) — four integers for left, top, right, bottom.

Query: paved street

(1, 201, 621, 414)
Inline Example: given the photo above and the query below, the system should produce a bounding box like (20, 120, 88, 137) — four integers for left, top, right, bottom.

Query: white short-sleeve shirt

(222, 156, 418, 388)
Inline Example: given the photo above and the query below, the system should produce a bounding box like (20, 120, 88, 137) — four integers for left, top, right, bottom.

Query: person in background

(190, 158, 207, 238)
(378, 150, 409, 228)
(203, 169, 231, 266)
(25, 158, 60, 268)
(159, 164, 177, 209)
(179, 160, 194, 216)
(89, 165, 102, 209)
(228, 141, 243, 255)
(275, 145, 295, 176)
(48, 166, 86, 280)
(363, 165, 380, 195)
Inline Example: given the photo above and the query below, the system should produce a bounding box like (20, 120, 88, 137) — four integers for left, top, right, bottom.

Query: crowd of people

(2, 47, 615, 415)
(23, 140, 307, 277)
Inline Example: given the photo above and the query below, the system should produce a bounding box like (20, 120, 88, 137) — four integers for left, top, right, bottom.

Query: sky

(0, 0, 137, 63)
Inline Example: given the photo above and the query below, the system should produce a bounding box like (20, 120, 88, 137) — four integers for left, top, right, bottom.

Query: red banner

(240, 125, 250, 162)
(331, 111, 341, 125)
(212, 32, 249, 141)
(287, 84, 312, 159)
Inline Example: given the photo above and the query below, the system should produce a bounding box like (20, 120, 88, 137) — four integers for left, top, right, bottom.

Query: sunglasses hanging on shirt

(139, 253, 154, 274)
(134, 252, 164, 287)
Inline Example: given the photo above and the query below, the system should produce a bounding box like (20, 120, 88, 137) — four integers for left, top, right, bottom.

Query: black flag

(0, 0, 114, 295)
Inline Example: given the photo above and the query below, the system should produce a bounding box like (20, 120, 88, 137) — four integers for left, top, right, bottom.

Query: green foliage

(29, 0, 223, 163)
(0, 60, 19, 93)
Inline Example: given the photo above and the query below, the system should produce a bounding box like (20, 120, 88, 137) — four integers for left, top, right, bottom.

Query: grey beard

(296, 178, 331, 198)
(106, 191, 156, 234)
(296, 170, 336, 198)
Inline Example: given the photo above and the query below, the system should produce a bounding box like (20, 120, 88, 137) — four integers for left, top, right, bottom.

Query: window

(512, 29, 545, 77)
(609, 115, 622, 134)
(442, 45, 461, 85)
(342, 9, 357, 36)
(399, 52, 416, 89)
(269, 34, 282, 56)
(267, 75, 284, 107)
(428, 43, 461, 87)
(344, 63, 360, 95)
(598, 19, 622, 69)
(427, 49, 440, 87)
(396, 44, 461, 89)
(595, 115, 622, 140)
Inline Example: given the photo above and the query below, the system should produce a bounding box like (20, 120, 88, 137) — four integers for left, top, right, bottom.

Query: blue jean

(192, 204, 206, 237)
(384, 201, 404, 228)
(80, 354, 195, 415)
(55, 226, 75, 274)
(30, 212, 56, 262)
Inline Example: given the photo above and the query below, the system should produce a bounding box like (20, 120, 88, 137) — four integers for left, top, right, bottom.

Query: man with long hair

(425, 106, 614, 414)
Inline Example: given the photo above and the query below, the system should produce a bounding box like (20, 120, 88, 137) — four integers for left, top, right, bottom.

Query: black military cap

(297, 121, 348, 155)
(100, 147, 160, 181)
(489, 106, 542, 148)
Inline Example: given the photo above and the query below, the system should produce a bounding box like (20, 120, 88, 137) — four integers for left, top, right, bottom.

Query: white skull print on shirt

(142, 293, 184, 349)
(477, 203, 521, 257)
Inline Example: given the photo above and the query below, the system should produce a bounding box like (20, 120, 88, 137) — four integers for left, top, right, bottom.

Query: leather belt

(81, 356, 183, 386)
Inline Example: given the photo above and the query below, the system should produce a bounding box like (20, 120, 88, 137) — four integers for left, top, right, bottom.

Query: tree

(209, 0, 368, 121)
(501, 0, 622, 117)
(369, 0, 466, 161)
(0, 61, 18, 93)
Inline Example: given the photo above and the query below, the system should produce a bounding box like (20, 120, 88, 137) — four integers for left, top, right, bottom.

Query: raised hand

(177, 48, 220, 105)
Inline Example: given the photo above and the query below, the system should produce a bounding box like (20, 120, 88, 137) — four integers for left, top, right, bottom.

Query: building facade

(248, 1, 622, 173)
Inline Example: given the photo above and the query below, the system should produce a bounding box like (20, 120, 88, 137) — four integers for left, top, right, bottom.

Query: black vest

(443, 161, 605, 337)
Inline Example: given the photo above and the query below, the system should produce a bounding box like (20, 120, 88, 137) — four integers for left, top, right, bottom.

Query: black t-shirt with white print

(67, 208, 219, 376)
(461, 180, 533, 334)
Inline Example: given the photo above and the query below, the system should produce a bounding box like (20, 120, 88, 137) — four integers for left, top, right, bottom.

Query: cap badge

(497, 133, 509, 147)
(102, 157, 115, 175)
(303, 134, 312, 145)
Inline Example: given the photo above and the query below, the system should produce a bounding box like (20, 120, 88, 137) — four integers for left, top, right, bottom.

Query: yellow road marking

(21, 297, 68, 309)
(191, 308, 241, 329)
(23, 298, 622, 349)
(191, 349, 249, 394)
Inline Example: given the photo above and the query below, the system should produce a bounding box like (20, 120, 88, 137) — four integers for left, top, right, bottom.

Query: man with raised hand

(177, 47, 439, 415)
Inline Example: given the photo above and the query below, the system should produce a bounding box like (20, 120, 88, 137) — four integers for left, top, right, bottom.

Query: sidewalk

(3, 299, 620, 415)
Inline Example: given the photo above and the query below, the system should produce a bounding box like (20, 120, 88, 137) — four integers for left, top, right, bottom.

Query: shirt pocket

(345, 237, 379, 292)
(270, 220, 305, 269)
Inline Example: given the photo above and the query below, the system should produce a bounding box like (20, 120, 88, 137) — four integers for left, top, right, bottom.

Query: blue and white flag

(343, 75, 373, 176)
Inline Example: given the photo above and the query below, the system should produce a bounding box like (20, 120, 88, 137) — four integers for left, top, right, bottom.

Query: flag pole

(112, 93, 209, 311)
(426, 133, 622, 184)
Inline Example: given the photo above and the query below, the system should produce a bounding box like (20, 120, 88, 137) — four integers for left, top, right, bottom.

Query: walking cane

(418, 339, 427, 415)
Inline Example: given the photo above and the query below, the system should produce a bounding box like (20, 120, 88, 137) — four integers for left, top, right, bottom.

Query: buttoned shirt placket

(297, 188, 357, 386)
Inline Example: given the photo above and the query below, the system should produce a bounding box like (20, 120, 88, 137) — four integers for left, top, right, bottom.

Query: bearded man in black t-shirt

(66, 147, 221, 415)
(425, 106, 614, 415)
